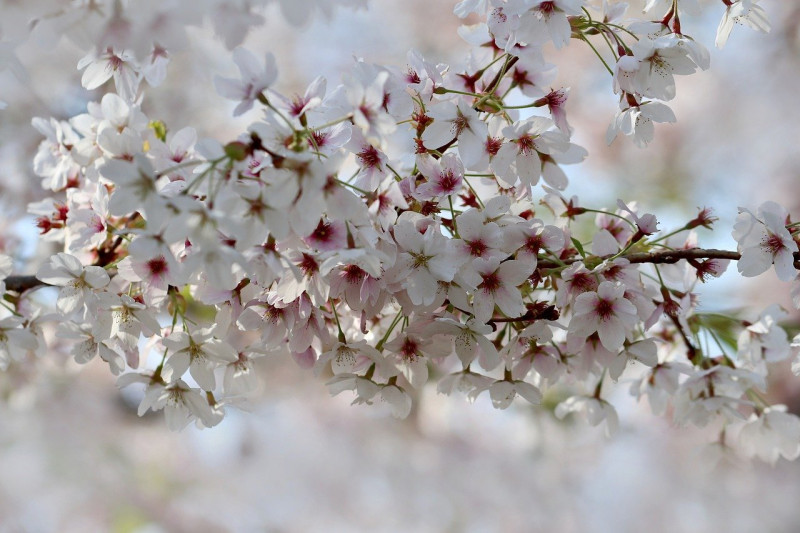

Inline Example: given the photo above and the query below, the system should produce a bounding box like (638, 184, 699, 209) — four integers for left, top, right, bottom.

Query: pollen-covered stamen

(405, 68, 421, 85)
(356, 145, 383, 169)
(538, 1, 555, 14)
(524, 234, 544, 255)
(546, 89, 568, 107)
(106, 49, 124, 72)
(437, 170, 460, 193)
(146, 256, 168, 278)
(452, 111, 471, 137)
(310, 220, 333, 243)
(603, 264, 625, 281)
(485, 136, 503, 157)
(512, 67, 533, 89)
(467, 239, 488, 257)
(409, 251, 431, 269)
(289, 95, 308, 117)
(247, 197, 266, 217)
(264, 304, 285, 324)
(594, 297, 615, 321)
(516, 134, 537, 155)
(400, 338, 420, 361)
(479, 271, 501, 293)
(309, 130, 329, 150)
(571, 272, 595, 292)
(299, 253, 319, 276)
(761, 232, 788, 257)
(342, 264, 366, 283)
(693, 258, 726, 282)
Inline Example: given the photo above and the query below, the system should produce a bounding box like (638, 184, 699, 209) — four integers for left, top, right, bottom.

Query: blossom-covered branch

(0, 0, 797, 465)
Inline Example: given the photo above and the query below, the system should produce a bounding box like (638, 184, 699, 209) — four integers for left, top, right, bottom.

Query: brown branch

(537, 248, 742, 270)
(3, 275, 46, 293)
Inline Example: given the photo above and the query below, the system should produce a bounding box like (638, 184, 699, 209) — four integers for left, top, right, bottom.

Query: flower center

(762, 233, 787, 256)
(594, 298, 615, 321)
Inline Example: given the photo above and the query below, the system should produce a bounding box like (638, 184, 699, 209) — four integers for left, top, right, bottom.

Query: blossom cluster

(0, 0, 798, 464)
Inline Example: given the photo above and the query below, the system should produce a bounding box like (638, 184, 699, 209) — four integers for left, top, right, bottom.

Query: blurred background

(2, 1, 800, 531)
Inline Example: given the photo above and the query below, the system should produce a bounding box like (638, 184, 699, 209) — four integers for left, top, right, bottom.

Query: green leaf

(571, 237, 586, 258)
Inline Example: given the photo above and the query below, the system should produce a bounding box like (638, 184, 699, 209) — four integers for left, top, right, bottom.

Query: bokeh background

(1, 1, 800, 531)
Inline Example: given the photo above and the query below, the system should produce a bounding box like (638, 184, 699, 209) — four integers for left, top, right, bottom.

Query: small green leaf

(571, 237, 586, 258)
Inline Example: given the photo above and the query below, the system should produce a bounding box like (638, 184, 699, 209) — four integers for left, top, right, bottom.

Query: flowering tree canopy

(0, 0, 797, 464)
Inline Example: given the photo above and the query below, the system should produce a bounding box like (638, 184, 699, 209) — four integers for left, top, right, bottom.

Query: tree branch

(4, 275, 46, 293)
(537, 248, 742, 269)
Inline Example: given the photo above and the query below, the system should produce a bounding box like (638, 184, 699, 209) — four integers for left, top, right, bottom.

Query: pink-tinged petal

(393, 221, 423, 252)
(83, 266, 110, 288)
(737, 248, 771, 278)
(774, 250, 797, 282)
(114, 67, 139, 102)
(454, 332, 477, 367)
(597, 280, 625, 300)
(81, 60, 113, 90)
(643, 102, 676, 123)
(542, 161, 568, 190)
(99, 344, 125, 375)
(406, 270, 439, 306)
(403, 358, 429, 389)
(100, 93, 130, 125)
(598, 318, 626, 352)
(46, 253, 84, 280)
(427, 253, 461, 282)
(458, 129, 486, 168)
(493, 287, 526, 318)
(214, 76, 245, 100)
(421, 119, 454, 148)
(232, 99, 254, 117)
(472, 292, 495, 323)
(164, 351, 191, 380)
(205, 339, 239, 363)
(572, 292, 599, 315)
(164, 402, 191, 431)
(169, 127, 197, 156)
(416, 153, 441, 181)
(476, 336, 501, 370)
(498, 260, 534, 286)
(232, 47, 262, 79)
(514, 381, 543, 404)
(489, 381, 515, 409)
(57, 283, 83, 314)
(592, 229, 619, 257)
(381, 385, 412, 419)
(628, 339, 658, 367)
(190, 361, 216, 391)
(73, 338, 97, 364)
(516, 151, 541, 185)
(162, 331, 190, 350)
(292, 347, 317, 369)
(492, 143, 516, 172)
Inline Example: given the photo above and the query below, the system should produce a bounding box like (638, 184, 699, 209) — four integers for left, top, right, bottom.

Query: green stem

(580, 35, 614, 76)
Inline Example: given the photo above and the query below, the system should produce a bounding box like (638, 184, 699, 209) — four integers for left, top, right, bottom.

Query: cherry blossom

(214, 48, 278, 116)
(736, 406, 800, 464)
(36, 253, 110, 314)
(716, 0, 770, 49)
(568, 281, 638, 352)
(733, 201, 798, 281)
(0, 0, 798, 466)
